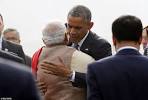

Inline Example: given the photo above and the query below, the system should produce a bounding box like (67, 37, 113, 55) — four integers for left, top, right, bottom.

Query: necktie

(74, 43, 79, 50)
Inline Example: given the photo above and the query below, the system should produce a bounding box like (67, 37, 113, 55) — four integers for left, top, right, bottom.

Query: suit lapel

(2, 39, 9, 51)
(2, 39, 18, 56)
(80, 31, 92, 53)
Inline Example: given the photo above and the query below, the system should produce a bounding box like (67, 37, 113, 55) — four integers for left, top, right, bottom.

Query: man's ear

(88, 22, 94, 30)
(138, 36, 142, 45)
(112, 36, 116, 46)
(64, 33, 69, 44)
(42, 38, 45, 44)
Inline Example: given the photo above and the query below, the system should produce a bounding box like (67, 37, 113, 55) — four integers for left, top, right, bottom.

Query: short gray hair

(42, 21, 66, 46)
(67, 5, 92, 22)
(3, 28, 20, 38)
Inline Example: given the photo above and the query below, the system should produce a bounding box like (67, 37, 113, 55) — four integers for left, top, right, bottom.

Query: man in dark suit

(87, 15, 148, 100)
(0, 14, 26, 64)
(3, 28, 31, 66)
(40, 5, 112, 88)
(0, 57, 40, 100)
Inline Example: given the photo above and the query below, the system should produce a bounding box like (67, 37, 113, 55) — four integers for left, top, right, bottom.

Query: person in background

(33, 20, 94, 100)
(40, 5, 112, 88)
(0, 14, 26, 63)
(0, 57, 40, 100)
(142, 26, 148, 56)
(3, 28, 31, 66)
(3, 28, 20, 44)
(87, 15, 148, 100)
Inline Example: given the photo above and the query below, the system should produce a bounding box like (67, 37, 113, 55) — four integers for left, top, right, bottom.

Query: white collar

(72, 31, 89, 49)
(117, 46, 138, 53)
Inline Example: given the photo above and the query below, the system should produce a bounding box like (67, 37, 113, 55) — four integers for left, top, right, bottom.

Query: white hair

(42, 20, 66, 46)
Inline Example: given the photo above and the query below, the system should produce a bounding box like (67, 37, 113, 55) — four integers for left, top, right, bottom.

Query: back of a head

(67, 5, 92, 22)
(112, 15, 143, 42)
(42, 21, 66, 46)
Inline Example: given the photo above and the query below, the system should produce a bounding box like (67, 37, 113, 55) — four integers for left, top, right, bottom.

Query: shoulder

(0, 58, 40, 99)
(87, 31, 111, 47)
(88, 55, 113, 70)
(0, 58, 31, 79)
(73, 50, 95, 63)
(25, 55, 31, 60)
(70, 50, 95, 73)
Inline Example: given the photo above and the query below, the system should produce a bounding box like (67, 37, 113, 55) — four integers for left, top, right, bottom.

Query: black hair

(112, 15, 143, 42)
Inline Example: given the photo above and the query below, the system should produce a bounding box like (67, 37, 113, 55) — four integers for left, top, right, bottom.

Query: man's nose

(70, 28, 77, 34)
(71, 27, 77, 32)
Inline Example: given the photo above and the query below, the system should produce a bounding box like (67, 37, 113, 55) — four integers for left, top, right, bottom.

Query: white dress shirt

(72, 31, 89, 50)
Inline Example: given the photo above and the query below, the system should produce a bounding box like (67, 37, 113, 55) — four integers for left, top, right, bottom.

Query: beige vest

(37, 45, 86, 100)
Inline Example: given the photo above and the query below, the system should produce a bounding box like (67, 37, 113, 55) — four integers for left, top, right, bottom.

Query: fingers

(36, 81, 47, 95)
(42, 68, 56, 75)
(42, 61, 57, 66)
(40, 60, 64, 69)
(39, 59, 69, 77)
(40, 64, 58, 75)
(40, 63, 56, 71)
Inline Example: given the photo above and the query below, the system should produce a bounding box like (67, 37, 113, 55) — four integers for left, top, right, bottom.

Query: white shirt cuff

(70, 70, 75, 82)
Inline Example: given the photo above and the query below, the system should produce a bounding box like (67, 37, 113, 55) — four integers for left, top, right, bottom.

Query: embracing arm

(72, 72, 86, 88)
(39, 58, 87, 88)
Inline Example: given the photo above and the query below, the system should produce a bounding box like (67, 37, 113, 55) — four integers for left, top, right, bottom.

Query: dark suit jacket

(25, 54, 31, 67)
(0, 58, 40, 100)
(2, 39, 26, 63)
(87, 49, 148, 100)
(70, 31, 112, 88)
(80, 31, 112, 60)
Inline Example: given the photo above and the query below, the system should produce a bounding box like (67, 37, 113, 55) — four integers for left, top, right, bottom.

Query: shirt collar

(72, 31, 89, 49)
(117, 46, 138, 53)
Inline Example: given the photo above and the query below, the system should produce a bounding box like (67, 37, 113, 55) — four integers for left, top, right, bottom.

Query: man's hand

(40, 57, 72, 78)
(36, 80, 47, 95)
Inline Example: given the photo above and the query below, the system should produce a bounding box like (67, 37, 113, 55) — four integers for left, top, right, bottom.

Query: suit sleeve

(87, 64, 102, 100)
(72, 72, 87, 88)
